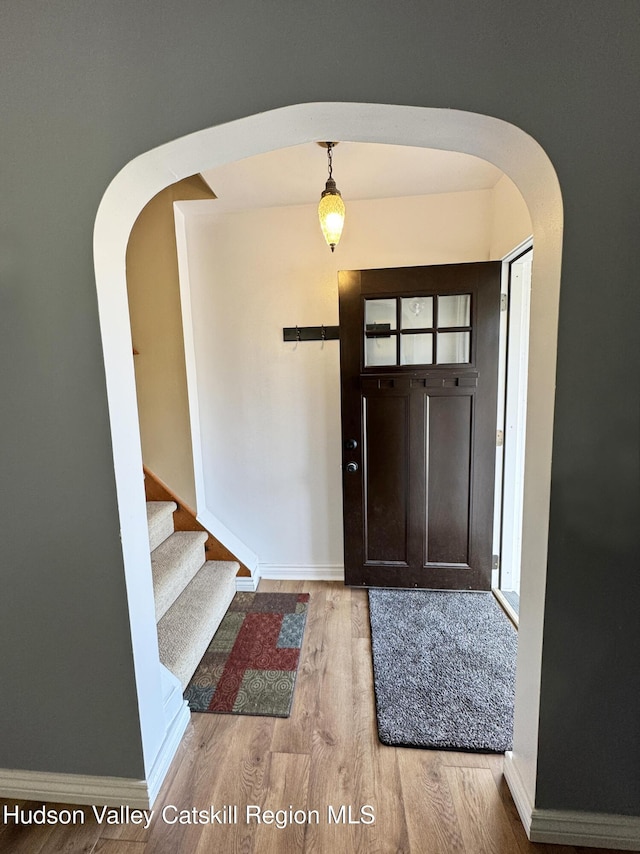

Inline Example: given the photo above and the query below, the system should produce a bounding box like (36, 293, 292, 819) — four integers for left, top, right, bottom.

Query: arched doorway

(93, 102, 562, 816)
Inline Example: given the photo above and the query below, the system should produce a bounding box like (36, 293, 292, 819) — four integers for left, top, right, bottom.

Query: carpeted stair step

(146, 501, 177, 551)
(151, 530, 208, 621)
(157, 560, 238, 690)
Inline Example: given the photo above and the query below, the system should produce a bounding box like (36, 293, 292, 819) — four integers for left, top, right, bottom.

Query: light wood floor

(0, 581, 625, 853)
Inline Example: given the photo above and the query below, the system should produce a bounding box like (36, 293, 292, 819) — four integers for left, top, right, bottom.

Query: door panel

(426, 393, 472, 565)
(339, 262, 500, 590)
(363, 393, 410, 564)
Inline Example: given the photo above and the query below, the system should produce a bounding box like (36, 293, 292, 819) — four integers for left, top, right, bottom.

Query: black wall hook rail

(283, 325, 340, 342)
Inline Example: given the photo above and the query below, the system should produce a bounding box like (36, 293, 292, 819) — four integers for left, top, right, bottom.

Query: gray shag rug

(368, 589, 517, 753)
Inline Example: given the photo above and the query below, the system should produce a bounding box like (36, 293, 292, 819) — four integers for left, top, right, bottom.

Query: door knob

(345, 461, 359, 473)
(345, 438, 358, 450)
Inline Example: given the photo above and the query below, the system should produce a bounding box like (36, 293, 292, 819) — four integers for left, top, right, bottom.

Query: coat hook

(282, 324, 339, 343)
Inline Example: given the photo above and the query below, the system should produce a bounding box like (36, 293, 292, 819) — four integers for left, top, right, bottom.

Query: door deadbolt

(345, 461, 359, 473)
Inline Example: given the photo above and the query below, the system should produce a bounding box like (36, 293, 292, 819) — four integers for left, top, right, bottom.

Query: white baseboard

(530, 808, 640, 850)
(259, 564, 345, 581)
(236, 574, 260, 591)
(503, 752, 534, 836)
(146, 689, 190, 807)
(0, 768, 149, 809)
(235, 564, 344, 589)
(504, 753, 640, 850)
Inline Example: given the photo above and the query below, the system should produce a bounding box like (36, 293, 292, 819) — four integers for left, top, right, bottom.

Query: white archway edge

(93, 102, 562, 814)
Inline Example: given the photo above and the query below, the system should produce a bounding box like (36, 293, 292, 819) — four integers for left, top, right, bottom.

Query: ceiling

(200, 142, 504, 213)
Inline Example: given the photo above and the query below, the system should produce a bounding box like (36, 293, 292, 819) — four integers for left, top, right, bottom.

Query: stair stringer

(144, 465, 259, 584)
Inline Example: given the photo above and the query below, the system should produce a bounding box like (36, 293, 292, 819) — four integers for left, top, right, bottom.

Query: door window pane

(401, 333, 433, 365)
(438, 294, 470, 328)
(401, 297, 433, 329)
(365, 336, 397, 367)
(365, 298, 397, 330)
(437, 331, 470, 364)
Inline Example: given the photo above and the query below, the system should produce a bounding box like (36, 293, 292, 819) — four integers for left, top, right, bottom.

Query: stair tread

(146, 500, 177, 521)
(146, 501, 177, 551)
(152, 530, 208, 620)
(157, 560, 238, 690)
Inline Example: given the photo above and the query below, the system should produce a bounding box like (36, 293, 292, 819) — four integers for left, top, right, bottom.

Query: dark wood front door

(338, 262, 501, 590)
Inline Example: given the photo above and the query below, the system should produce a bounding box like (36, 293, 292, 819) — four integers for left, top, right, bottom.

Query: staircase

(146, 500, 238, 690)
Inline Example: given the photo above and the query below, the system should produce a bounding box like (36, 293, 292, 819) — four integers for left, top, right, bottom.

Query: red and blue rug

(184, 592, 309, 717)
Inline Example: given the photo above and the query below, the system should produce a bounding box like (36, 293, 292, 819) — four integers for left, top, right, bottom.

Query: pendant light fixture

(318, 141, 345, 252)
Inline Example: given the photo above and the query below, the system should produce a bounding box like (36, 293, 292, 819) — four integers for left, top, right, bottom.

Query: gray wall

(2, 1, 638, 812)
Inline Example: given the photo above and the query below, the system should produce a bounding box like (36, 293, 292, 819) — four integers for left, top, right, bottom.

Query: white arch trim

(93, 102, 563, 815)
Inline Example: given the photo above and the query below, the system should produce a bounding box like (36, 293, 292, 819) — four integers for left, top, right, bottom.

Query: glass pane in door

(437, 331, 470, 364)
(401, 333, 433, 365)
(365, 298, 397, 330)
(365, 336, 397, 367)
(401, 297, 433, 329)
(438, 294, 470, 327)
(364, 298, 397, 367)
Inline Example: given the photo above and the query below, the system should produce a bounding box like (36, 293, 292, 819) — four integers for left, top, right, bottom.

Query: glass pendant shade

(318, 179, 345, 252)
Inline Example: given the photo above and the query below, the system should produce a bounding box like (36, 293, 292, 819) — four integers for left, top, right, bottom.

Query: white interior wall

(490, 174, 533, 259)
(179, 186, 529, 572)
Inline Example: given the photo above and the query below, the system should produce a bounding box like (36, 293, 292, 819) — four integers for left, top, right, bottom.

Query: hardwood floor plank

(350, 587, 369, 639)
(439, 750, 504, 771)
(350, 635, 411, 853)
(142, 714, 255, 854)
(397, 751, 466, 854)
(0, 798, 26, 843)
(249, 752, 310, 854)
(303, 584, 366, 853)
(446, 766, 521, 853)
(0, 807, 58, 854)
(0, 800, 101, 854)
(260, 580, 304, 594)
(92, 840, 147, 854)
(188, 713, 275, 854)
(492, 773, 537, 853)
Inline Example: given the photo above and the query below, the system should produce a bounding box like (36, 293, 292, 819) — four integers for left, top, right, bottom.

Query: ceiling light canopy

(318, 142, 345, 252)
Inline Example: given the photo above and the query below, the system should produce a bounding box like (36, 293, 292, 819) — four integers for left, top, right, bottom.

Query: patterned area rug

(368, 589, 517, 752)
(185, 592, 309, 717)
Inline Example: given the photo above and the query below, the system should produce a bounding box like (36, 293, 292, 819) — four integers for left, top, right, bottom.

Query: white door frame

(493, 238, 534, 621)
(93, 102, 563, 822)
